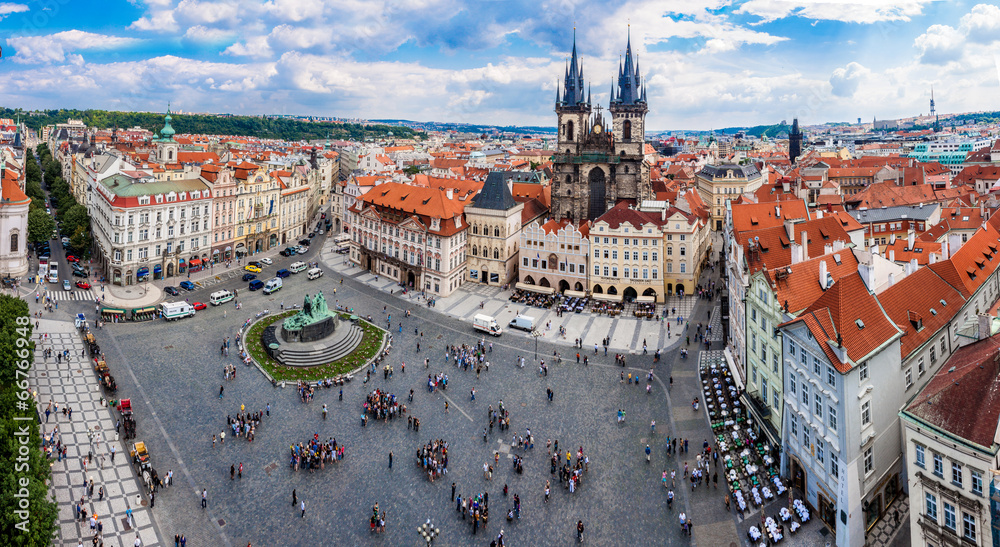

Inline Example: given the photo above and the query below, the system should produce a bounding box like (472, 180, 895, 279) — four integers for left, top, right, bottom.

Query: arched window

(494, 248, 500, 259)
(472, 224, 479, 235)
(9, 232, 17, 253)
(471, 246, 478, 256)
(494, 226, 500, 237)
(623, 120, 632, 140)
(566, 120, 574, 141)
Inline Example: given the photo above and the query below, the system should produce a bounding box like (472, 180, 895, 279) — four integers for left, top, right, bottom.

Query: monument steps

(278, 324, 365, 367)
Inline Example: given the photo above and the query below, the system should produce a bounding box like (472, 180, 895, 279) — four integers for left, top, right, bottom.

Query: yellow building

(233, 163, 280, 256)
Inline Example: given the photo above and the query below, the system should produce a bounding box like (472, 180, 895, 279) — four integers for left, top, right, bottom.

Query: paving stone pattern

(32, 319, 162, 547)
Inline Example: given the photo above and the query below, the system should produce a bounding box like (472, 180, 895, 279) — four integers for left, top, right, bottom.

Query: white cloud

(0, 3, 28, 19)
(262, 0, 325, 23)
(223, 36, 272, 57)
(960, 3, 1000, 43)
(736, 0, 936, 24)
(913, 24, 964, 64)
(829, 61, 870, 97)
(6, 30, 138, 64)
(182, 25, 236, 43)
(130, 9, 178, 32)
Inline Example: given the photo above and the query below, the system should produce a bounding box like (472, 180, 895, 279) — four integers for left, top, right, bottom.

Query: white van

(263, 277, 282, 295)
(209, 289, 235, 306)
(508, 315, 536, 331)
(289, 261, 307, 273)
(161, 302, 195, 320)
(473, 314, 502, 336)
(48, 264, 58, 283)
(307, 267, 323, 280)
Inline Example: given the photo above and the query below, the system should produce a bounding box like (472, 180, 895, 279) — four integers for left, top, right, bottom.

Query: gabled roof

(738, 216, 853, 272)
(593, 201, 668, 229)
(927, 223, 1000, 298)
(878, 267, 966, 359)
(904, 333, 1000, 448)
(767, 251, 860, 315)
(785, 272, 901, 371)
(730, 200, 810, 235)
(471, 171, 518, 211)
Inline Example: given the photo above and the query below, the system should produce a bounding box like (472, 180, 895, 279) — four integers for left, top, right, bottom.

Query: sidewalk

(31, 318, 163, 547)
(318, 243, 722, 353)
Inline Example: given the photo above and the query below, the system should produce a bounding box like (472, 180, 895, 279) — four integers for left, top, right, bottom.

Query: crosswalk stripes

(36, 289, 96, 301)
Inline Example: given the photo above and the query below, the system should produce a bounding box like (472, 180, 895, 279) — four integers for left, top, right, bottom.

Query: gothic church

(551, 30, 651, 222)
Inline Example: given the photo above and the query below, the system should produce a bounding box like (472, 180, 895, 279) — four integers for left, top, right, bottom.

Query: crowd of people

(362, 389, 405, 423)
(416, 439, 448, 482)
(226, 408, 265, 443)
(289, 434, 345, 471)
(296, 380, 316, 403)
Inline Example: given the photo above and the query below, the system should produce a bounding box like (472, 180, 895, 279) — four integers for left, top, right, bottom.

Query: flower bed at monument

(245, 311, 385, 382)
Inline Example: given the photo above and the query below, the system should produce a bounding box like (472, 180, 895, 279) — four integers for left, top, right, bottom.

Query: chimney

(979, 314, 992, 341)
(833, 240, 845, 252)
(941, 239, 949, 260)
(930, 252, 938, 264)
(661, 208, 666, 222)
(911, 258, 918, 272)
(776, 205, 781, 218)
(801, 231, 809, 261)
(907, 229, 915, 250)
(948, 233, 962, 254)
(819, 259, 828, 289)
(790, 241, 802, 265)
(824, 243, 833, 256)
(816, 210, 824, 219)
(890, 233, 896, 245)
(888, 272, 895, 287)
(889, 249, 895, 262)
(785, 220, 795, 242)
(859, 262, 876, 291)
(445, 188, 454, 199)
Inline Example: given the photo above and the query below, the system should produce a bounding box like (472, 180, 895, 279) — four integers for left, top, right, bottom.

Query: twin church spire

(556, 27, 646, 110)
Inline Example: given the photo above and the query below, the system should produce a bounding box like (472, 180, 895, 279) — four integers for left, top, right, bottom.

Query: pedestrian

(266, 403, 270, 416)
(388, 451, 393, 468)
(292, 489, 297, 506)
(219, 385, 224, 398)
(452, 482, 456, 501)
(300, 499, 306, 518)
(231, 464, 235, 480)
(201, 489, 207, 508)
(544, 480, 550, 502)
(238, 462, 243, 478)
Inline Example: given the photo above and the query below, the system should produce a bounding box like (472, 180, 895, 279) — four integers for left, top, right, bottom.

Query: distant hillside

(373, 119, 557, 136)
(4, 108, 424, 142)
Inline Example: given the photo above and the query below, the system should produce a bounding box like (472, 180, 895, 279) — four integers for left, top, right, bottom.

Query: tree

(0, 295, 58, 545)
(60, 204, 89, 240)
(70, 226, 92, 259)
(27, 208, 54, 245)
(403, 165, 421, 175)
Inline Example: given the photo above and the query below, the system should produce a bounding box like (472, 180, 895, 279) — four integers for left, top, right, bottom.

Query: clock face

(593, 124, 602, 134)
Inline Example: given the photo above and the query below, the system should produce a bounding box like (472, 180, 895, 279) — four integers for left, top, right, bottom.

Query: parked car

(308, 232, 316, 238)
(259, 257, 272, 265)
(72, 270, 89, 278)
(275, 269, 291, 278)
(248, 279, 264, 291)
(66, 255, 78, 262)
(242, 273, 257, 282)
(61, 236, 70, 244)
(247, 261, 262, 268)
(164, 286, 179, 296)
(295, 245, 308, 254)
(279, 249, 294, 257)
(62, 280, 71, 291)
(298, 239, 310, 246)
(192, 302, 207, 311)
(244, 264, 262, 273)
(179, 280, 196, 291)
(75, 280, 91, 289)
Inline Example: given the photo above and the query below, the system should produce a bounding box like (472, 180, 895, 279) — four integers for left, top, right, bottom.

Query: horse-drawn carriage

(130, 441, 160, 493)
(100, 371, 117, 392)
(118, 399, 137, 440)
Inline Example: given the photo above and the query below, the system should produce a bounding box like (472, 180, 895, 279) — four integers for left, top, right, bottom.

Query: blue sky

(0, 0, 998, 130)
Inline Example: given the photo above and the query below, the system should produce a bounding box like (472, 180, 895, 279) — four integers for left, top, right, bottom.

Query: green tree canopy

(27, 208, 54, 245)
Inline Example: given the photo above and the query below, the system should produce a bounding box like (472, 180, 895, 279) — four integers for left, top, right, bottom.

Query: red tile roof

(927, 223, 1000, 298)
(767, 251, 860, 315)
(738, 216, 853, 272)
(594, 201, 669, 229)
(878, 267, 966, 358)
(785, 272, 901, 371)
(904, 333, 1000, 447)
(730, 200, 810, 235)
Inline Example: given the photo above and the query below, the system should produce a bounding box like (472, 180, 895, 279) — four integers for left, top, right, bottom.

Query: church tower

(551, 27, 651, 223)
(788, 118, 802, 164)
(554, 30, 591, 155)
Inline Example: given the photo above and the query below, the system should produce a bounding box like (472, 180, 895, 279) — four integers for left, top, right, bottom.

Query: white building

(92, 173, 213, 284)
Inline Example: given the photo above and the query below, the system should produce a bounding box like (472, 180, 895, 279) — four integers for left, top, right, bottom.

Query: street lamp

(532, 330, 542, 362)
(417, 520, 440, 543)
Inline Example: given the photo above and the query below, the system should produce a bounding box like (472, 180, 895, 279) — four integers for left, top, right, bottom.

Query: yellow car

(244, 265, 262, 273)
